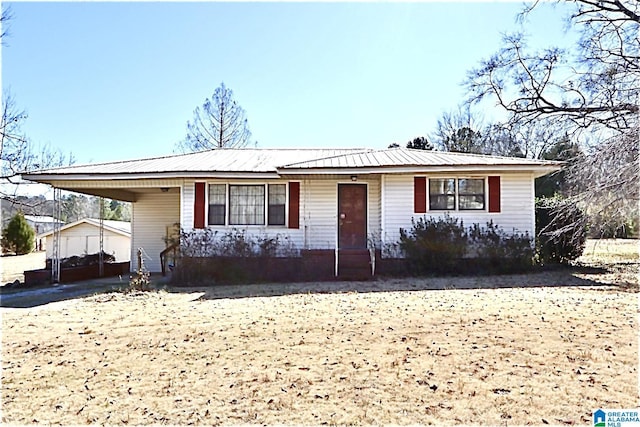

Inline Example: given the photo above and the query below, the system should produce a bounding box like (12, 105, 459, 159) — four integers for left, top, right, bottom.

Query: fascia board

(278, 165, 562, 176)
(22, 172, 282, 182)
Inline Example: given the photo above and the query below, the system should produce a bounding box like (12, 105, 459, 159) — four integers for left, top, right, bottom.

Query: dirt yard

(1, 240, 638, 425)
(0, 251, 46, 284)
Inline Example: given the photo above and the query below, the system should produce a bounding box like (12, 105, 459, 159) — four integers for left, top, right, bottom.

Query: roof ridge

(280, 148, 374, 168)
(31, 147, 371, 173)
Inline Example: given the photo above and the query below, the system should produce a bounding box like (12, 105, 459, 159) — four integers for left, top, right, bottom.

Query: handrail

(160, 242, 180, 276)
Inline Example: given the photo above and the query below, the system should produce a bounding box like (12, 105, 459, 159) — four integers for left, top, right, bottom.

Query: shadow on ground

(1, 264, 636, 309)
(176, 264, 637, 302)
(0, 278, 132, 309)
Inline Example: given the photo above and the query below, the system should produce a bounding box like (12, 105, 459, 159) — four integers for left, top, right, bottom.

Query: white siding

(179, 177, 382, 252)
(382, 173, 535, 254)
(131, 191, 181, 272)
(180, 179, 307, 252)
(182, 179, 195, 231)
(44, 223, 131, 262)
(291, 177, 381, 250)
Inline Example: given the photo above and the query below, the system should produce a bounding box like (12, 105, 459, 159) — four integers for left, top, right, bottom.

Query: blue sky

(2, 1, 574, 165)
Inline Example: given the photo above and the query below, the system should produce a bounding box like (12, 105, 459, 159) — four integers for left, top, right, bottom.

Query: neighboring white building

(23, 148, 561, 274)
(24, 215, 64, 235)
(24, 215, 64, 252)
(37, 218, 131, 262)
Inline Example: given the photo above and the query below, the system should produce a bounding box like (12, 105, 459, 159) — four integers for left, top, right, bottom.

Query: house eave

(278, 164, 562, 177)
(22, 171, 281, 182)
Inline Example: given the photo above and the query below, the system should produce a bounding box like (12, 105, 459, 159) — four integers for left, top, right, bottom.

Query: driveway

(0, 278, 132, 308)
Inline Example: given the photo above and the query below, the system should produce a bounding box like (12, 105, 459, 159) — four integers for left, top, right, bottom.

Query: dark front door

(338, 184, 367, 249)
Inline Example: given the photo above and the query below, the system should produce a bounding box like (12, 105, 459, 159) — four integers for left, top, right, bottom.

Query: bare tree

(1, 6, 12, 44)
(482, 118, 574, 159)
(466, 1, 638, 134)
(1, 92, 73, 201)
(465, 0, 639, 236)
(1, 10, 73, 206)
(176, 82, 252, 153)
(433, 106, 486, 154)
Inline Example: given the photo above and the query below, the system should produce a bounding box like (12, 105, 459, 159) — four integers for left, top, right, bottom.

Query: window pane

(229, 185, 265, 225)
(429, 178, 456, 210)
(458, 179, 484, 195)
(458, 179, 485, 210)
(429, 178, 455, 194)
(459, 195, 485, 210)
(430, 195, 456, 210)
(208, 184, 226, 225)
(208, 205, 225, 225)
(268, 184, 286, 226)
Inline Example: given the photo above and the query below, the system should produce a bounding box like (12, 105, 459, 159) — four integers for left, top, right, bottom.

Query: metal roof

(24, 148, 369, 177)
(24, 215, 64, 224)
(23, 147, 561, 181)
(37, 218, 131, 238)
(280, 147, 561, 169)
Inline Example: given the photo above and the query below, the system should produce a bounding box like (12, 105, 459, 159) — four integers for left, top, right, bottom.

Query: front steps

(338, 249, 373, 280)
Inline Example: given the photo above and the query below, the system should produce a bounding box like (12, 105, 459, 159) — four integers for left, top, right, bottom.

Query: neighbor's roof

(24, 215, 64, 224)
(22, 147, 561, 181)
(37, 218, 131, 238)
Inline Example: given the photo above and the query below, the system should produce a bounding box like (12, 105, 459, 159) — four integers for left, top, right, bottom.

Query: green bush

(535, 197, 587, 264)
(399, 214, 468, 274)
(1, 212, 35, 255)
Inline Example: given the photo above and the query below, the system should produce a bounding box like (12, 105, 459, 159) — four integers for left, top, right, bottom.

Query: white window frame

(206, 182, 290, 227)
(427, 176, 487, 212)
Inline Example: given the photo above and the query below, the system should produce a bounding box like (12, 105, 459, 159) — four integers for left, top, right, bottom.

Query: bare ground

(1, 240, 638, 426)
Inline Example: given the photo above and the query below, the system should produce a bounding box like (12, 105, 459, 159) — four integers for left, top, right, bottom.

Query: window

(429, 178, 456, 210)
(458, 179, 485, 210)
(268, 184, 286, 226)
(229, 185, 265, 225)
(208, 184, 226, 225)
(428, 178, 486, 211)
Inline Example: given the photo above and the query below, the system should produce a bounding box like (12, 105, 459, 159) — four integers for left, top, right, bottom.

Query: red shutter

(488, 176, 501, 213)
(288, 182, 300, 229)
(414, 177, 427, 213)
(194, 182, 206, 229)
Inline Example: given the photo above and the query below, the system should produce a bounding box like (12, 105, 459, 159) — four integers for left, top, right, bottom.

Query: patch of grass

(580, 239, 639, 263)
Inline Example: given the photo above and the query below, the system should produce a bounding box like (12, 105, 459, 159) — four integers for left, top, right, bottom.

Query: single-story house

(37, 218, 131, 262)
(22, 147, 560, 277)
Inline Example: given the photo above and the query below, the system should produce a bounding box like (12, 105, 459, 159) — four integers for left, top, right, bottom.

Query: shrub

(170, 228, 300, 284)
(399, 214, 468, 275)
(536, 197, 587, 264)
(399, 216, 534, 275)
(1, 212, 35, 255)
(45, 252, 116, 269)
(128, 268, 151, 292)
(468, 221, 533, 273)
